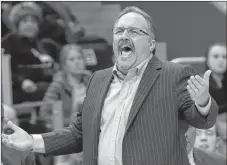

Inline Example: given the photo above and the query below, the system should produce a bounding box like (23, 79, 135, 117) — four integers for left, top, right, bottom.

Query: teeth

(121, 50, 132, 57)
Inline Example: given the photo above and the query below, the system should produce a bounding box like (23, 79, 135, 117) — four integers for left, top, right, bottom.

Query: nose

(200, 133, 207, 142)
(121, 29, 130, 39)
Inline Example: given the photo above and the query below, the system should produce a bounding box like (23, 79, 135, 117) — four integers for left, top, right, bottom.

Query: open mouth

(120, 45, 133, 57)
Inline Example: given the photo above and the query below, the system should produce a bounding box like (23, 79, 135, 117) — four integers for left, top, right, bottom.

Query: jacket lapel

(91, 68, 113, 159)
(125, 56, 162, 133)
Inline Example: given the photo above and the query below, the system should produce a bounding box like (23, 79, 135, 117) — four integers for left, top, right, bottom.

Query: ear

(149, 39, 156, 53)
(215, 136, 222, 150)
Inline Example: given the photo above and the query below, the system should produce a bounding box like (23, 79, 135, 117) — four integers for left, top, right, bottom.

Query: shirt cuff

(31, 134, 46, 153)
(195, 97, 212, 116)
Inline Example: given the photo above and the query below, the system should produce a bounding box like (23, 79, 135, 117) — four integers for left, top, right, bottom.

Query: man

(185, 125, 226, 165)
(2, 6, 218, 165)
(194, 121, 226, 156)
(1, 104, 35, 165)
(194, 125, 218, 152)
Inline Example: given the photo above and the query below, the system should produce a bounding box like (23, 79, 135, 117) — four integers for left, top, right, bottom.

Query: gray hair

(114, 6, 156, 40)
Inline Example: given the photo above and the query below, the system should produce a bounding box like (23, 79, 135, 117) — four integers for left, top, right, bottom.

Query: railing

(170, 57, 206, 64)
(14, 101, 63, 131)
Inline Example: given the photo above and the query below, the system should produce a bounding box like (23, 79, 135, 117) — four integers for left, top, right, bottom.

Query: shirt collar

(188, 148, 195, 165)
(112, 55, 153, 81)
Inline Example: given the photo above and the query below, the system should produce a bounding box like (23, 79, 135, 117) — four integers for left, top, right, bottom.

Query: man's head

(194, 125, 217, 152)
(112, 6, 156, 74)
(185, 125, 197, 154)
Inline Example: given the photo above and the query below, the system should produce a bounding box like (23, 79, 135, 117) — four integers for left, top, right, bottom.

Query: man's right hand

(21, 79, 37, 93)
(2, 121, 33, 151)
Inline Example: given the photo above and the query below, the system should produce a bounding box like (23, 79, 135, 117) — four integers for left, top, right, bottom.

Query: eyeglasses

(113, 27, 150, 37)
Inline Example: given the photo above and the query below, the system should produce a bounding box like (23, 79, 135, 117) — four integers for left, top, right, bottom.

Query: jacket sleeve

(176, 65, 218, 129)
(41, 72, 95, 156)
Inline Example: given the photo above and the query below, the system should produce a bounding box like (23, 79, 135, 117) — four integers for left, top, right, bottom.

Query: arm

(176, 65, 218, 129)
(39, 78, 61, 126)
(38, 72, 96, 156)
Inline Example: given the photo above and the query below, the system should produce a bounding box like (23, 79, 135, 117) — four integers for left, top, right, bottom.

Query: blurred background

(1, 1, 226, 165)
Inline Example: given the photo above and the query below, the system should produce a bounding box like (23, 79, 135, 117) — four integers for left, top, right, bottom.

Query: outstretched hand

(1, 121, 33, 151)
(187, 70, 212, 115)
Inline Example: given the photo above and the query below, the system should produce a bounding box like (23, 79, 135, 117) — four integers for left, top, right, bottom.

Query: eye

(115, 28, 124, 35)
(213, 54, 219, 59)
(205, 130, 214, 136)
(130, 29, 140, 35)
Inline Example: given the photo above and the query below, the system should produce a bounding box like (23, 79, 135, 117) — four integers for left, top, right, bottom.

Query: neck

(212, 73, 223, 88)
(67, 73, 82, 86)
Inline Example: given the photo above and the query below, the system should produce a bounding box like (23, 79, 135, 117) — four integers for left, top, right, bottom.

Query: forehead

(67, 49, 83, 57)
(115, 12, 149, 30)
(198, 125, 216, 132)
(209, 45, 227, 55)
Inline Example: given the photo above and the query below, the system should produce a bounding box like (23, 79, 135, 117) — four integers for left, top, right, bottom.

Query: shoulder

(160, 61, 195, 82)
(163, 61, 195, 73)
(53, 71, 66, 82)
(194, 148, 226, 165)
(92, 67, 113, 79)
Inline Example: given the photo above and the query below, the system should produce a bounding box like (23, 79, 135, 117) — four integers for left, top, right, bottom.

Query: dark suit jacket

(194, 148, 226, 165)
(42, 56, 218, 165)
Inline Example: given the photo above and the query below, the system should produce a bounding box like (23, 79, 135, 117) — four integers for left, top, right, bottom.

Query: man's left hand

(187, 70, 212, 115)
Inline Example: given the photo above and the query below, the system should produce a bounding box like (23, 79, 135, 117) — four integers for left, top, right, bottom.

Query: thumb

(7, 121, 19, 131)
(203, 70, 212, 82)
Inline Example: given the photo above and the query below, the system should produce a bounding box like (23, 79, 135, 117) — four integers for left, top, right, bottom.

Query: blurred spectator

(185, 125, 226, 165)
(204, 43, 227, 157)
(1, 104, 35, 165)
(1, 2, 56, 104)
(40, 44, 91, 128)
(194, 123, 226, 157)
(205, 43, 227, 114)
(194, 125, 218, 152)
(40, 44, 90, 165)
(38, 2, 85, 46)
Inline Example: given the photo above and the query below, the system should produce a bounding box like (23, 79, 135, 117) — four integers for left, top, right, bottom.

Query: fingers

(6, 121, 18, 131)
(190, 76, 202, 90)
(203, 70, 212, 82)
(2, 134, 14, 148)
(2, 137, 28, 151)
(187, 79, 198, 93)
(187, 85, 196, 97)
(194, 75, 204, 86)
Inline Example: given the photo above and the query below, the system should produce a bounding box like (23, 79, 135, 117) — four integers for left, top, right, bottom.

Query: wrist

(198, 95, 210, 107)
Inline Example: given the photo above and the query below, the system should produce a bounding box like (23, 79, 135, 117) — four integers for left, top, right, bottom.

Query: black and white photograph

(1, 1, 226, 165)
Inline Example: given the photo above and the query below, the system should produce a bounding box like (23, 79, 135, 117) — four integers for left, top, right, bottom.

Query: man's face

(194, 125, 217, 152)
(113, 12, 155, 74)
(185, 126, 196, 154)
